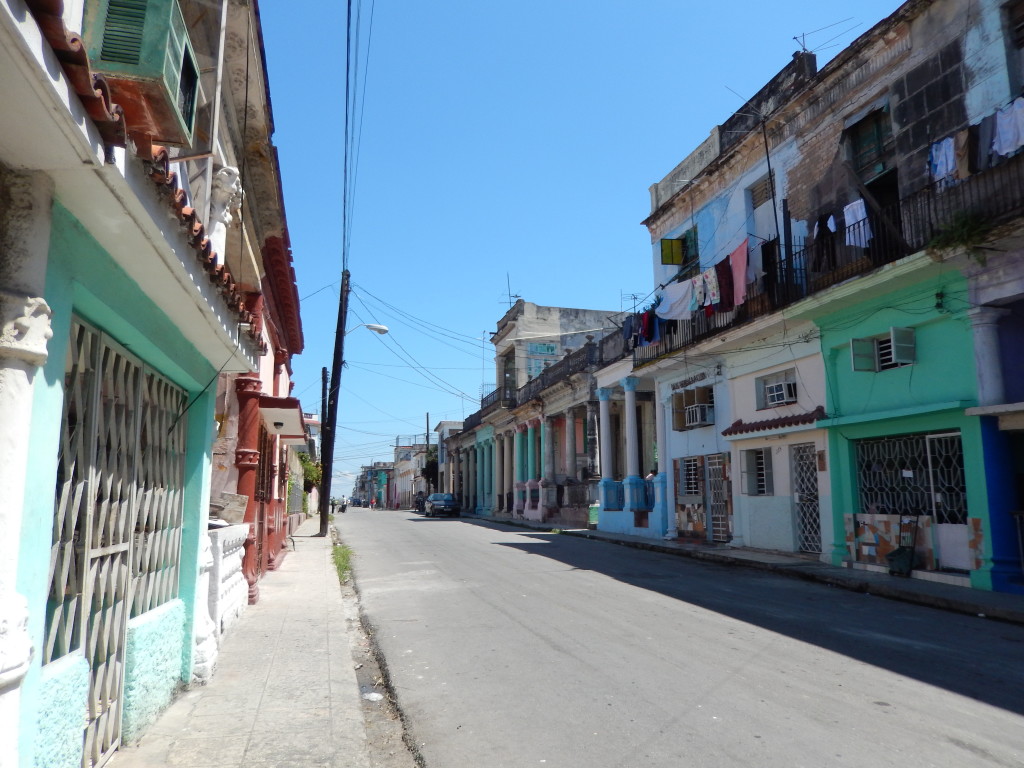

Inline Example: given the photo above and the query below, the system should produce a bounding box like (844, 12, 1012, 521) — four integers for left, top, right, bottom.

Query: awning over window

(259, 395, 306, 443)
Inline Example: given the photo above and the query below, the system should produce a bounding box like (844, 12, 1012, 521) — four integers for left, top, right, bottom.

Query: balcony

(516, 343, 600, 405)
(481, 385, 516, 416)
(635, 150, 1024, 368)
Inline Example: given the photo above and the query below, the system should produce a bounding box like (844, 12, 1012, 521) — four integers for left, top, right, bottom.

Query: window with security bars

(660, 226, 699, 267)
(741, 448, 774, 495)
(679, 457, 703, 495)
(46, 319, 188, 666)
(855, 431, 966, 524)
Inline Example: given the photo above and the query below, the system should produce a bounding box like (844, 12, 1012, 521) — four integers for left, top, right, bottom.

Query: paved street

(339, 508, 1024, 768)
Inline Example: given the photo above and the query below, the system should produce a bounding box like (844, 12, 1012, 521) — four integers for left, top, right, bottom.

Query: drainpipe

(203, 0, 231, 225)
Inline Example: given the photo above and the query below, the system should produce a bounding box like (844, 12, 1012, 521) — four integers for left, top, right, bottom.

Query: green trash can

(588, 503, 599, 530)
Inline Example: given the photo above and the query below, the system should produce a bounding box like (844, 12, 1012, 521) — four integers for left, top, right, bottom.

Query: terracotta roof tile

(721, 405, 827, 437)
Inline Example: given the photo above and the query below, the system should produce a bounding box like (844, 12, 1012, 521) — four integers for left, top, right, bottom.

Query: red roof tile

(721, 405, 826, 436)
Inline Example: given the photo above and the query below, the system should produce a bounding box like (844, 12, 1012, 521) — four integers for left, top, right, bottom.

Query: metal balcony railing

(635, 151, 1024, 368)
(604, 481, 625, 511)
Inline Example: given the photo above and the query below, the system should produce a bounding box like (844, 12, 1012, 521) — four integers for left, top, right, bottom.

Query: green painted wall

(816, 271, 993, 588)
(122, 601, 187, 743)
(818, 272, 975, 419)
(18, 202, 220, 766)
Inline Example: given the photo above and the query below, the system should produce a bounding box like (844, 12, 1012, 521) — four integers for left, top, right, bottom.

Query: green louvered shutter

(100, 0, 148, 64)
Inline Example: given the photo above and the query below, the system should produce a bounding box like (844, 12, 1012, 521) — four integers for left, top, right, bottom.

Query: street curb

(461, 513, 1024, 626)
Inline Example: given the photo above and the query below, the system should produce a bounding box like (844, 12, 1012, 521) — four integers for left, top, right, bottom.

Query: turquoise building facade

(18, 203, 220, 767)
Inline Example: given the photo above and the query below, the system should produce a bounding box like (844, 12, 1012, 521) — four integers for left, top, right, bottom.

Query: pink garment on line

(730, 239, 749, 306)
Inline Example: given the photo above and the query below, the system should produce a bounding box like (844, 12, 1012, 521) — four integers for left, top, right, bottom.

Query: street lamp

(348, 323, 389, 336)
(316, 291, 390, 537)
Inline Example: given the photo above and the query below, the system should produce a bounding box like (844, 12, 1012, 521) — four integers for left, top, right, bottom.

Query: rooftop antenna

(791, 17, 855, 54)
(621, 292, 643, 315)
(506, 273, 521, 309)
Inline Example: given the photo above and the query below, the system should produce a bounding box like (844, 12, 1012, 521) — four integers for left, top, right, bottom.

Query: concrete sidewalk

(110, 518, 371, 768)
(464, 512, 1024, 626)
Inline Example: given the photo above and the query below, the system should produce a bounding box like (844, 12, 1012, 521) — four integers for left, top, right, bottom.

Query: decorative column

(565, 408, 578, 482)
(526, 418, 540, 518)
(504, 430, 514, 514)
(597, 387, 616, 513)
(541, 415, 558, 515)
(655, 382, 674, 538)
(0, 171, 53, 761)
(621, 376, 645, 511)
(586, 399, 600, 478)
(514, 424, 527, 514)
(968, 307, 1010, 407)
(491, 436, 499, 514)
(192, 533, 219, 683)
(235, 375, 263, 604)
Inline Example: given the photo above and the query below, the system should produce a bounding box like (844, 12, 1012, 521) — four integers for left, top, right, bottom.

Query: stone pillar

(491, 438, 499, 512)
(507, 431, 515, 511)
(235, 375, 263, 604)
(541, 415, 557, 514)
(0, 171, 54, 768)
(514, 424, 527, 514)
(542, 417, 555, 483)
(597, 387, 616, 513)
(621, 377, 645, 511)
(565, 408, 578, 481)
(655, 382, 674, 538)
(586, 400, 600, 478)
(622, 377, 640, 478)
(598, 389, 613, 480)
(526, 421, 537, 480)
(192, 532, 219, 683)
(968, 307, 1010, 407)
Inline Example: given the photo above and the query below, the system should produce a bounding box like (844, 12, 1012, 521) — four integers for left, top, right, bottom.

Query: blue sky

(259, 0, 903, 495)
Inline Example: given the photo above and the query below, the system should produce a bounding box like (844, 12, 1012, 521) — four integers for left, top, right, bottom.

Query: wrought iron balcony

(634, 150, 1024, 368)
(481, 385, 516, 415)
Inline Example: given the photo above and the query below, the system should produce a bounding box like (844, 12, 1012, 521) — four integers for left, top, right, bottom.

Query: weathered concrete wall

(33, 656, 89, 768)
(122, 601, 187, 744)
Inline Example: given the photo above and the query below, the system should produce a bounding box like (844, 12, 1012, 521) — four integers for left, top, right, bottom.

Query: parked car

(349, 497, 362, 507)
(424, 493, 460, 517)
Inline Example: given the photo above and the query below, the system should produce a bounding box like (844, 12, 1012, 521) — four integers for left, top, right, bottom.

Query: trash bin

(588, 503, 599, 530)
(886, 546, 918, 576)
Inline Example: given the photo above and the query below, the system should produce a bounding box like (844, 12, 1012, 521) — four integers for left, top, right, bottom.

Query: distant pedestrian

(645, 468, 657, 480)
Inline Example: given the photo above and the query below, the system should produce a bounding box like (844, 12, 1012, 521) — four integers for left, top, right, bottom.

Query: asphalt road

(337, 509, 1024, 768)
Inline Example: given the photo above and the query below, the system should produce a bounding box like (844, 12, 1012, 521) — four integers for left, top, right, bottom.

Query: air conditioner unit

(764, 381, 797, 406)
(84, 0, 199, 146)
(684, 403, 714, 427)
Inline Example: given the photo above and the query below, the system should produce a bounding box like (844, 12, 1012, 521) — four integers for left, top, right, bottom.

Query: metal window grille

(707, 454, 731, 542)
(855, 431, 966, 524)
(792, 443, 822, 553)
(680, 457, 702, 495)
(46, 318, 187, 768)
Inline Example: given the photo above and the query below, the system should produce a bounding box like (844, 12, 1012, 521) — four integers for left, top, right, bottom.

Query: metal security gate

(856, 430, 968, 570)
(791, 443, 821, 553)
(46, 319, 187, 768)
(707, 453, 732, 542)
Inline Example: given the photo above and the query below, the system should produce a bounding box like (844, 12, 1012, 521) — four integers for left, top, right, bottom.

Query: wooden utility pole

(317, 270, 350, 537)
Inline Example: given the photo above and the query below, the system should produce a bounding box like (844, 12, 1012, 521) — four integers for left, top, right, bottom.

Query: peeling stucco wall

(33, 655, 89, 768)
(121, 600, 187, 744)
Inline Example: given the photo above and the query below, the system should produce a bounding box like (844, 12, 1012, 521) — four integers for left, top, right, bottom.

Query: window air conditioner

(684, 403, 714, 427)
(84, 0, 200, 146)
(764, 381, 797, 406)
